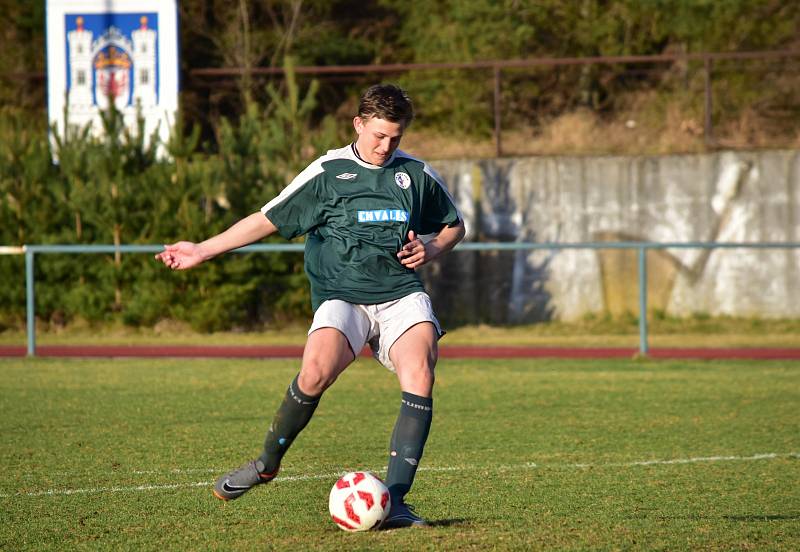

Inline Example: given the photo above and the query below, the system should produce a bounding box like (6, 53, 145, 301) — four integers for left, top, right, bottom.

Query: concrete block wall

(422, 150, 800, 323)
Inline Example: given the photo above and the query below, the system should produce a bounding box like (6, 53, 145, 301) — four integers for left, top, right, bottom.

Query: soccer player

(155, 84, 465, 528)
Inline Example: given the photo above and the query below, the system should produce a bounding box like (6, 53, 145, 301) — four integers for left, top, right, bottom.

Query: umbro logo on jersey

(336, 172, 358, 180)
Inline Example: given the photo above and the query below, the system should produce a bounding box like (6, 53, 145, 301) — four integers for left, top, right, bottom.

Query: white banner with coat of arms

(46, 0, 178, 150)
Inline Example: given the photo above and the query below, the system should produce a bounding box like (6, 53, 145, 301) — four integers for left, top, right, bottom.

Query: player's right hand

(155, 241, 206, 270)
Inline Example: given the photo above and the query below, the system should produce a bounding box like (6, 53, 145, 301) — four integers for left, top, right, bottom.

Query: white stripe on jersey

(261, 144, 396, 215)
(261, 147, 462, 230)
(395, 150, 463, 221)
(261, 146, 348, 214)
(260, 161, 323, 215)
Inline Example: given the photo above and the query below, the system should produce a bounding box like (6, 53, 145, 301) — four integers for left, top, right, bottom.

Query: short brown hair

(357, 84, 414, 126)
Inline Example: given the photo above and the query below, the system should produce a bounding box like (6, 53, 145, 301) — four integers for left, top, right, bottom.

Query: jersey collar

(350, 143, 397, 169)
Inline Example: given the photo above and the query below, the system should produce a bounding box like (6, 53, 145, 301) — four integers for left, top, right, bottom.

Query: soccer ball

(329, 471, 391, 532)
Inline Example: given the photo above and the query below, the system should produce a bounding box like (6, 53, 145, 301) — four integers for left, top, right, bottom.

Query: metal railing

(3, 241, 798, 357)
(188, 49, 800, 155)
(8, 49, 800, 155)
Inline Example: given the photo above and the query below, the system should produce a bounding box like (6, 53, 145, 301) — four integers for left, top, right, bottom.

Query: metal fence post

(25, 247, 36, 357)
(493, 65, 502, 157)
(638, 246, 649, 356)
(704, 56, 713, 146)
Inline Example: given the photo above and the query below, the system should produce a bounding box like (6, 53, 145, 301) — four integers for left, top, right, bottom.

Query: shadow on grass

(724, 514, 800, 522)
(428, 518, 470, 528)
(628, 513, 800, 522)
(380, 518, 469, 531)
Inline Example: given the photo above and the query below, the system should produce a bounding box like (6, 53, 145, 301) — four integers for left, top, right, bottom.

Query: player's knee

(298, 361, 338, 395)
(397, 359, 435, 395)
(420, 365, 435, 388)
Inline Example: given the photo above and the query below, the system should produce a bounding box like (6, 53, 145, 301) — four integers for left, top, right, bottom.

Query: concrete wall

(422, 150, 800, 323)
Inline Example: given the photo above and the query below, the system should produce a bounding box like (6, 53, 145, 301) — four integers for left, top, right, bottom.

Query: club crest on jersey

(336, 172, 358, 180)
(357, 209, 409, 223)
(394, 172, 412, 189)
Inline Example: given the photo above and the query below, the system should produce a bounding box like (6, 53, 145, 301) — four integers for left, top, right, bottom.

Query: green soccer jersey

(261, 144, 461, 311)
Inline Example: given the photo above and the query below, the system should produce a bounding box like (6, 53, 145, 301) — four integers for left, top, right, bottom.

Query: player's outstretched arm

(397, 220, 466, 270)
(155, 212, 278, 270)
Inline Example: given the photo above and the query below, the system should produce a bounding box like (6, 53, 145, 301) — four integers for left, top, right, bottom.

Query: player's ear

(353, 116, 363, 134)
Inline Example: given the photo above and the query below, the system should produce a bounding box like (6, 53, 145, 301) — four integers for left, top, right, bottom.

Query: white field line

(3, 451, 798, 499)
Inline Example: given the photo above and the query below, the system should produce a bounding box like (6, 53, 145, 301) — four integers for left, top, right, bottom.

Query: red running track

(1, 345, 799, 360)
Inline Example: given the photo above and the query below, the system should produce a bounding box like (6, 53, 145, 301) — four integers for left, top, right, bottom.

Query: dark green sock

(385, 391, 433, 502)
(257, 374, 320, 474)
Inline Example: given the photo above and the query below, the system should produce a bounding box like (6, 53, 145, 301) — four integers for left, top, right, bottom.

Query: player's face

(353, 116, 405, 166)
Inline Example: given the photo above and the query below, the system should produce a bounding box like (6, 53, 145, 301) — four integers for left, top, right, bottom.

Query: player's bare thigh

(389, 322, 438, 398)
(298, 327, 356, 396)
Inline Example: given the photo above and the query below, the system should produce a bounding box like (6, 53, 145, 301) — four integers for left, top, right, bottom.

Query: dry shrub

(715, 107, 773, 150)
(402, 89, 793, 159)
(532, 110, 601, 154)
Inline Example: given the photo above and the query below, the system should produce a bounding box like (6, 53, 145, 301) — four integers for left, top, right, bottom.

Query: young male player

(155, 84, 465, 528)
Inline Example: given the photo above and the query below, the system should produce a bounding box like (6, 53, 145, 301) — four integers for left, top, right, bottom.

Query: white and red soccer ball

(329, 471, 391, 532)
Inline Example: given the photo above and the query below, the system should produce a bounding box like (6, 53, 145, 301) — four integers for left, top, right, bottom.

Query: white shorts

(308, 291, 444, 372)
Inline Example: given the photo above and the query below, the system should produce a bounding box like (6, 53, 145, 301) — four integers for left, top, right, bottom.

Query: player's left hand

(397, 230, 437, 269)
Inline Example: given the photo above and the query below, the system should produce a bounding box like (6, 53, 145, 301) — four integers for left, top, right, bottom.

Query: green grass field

(1, 357, 798, 550)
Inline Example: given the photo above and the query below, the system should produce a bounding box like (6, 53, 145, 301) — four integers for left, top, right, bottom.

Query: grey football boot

(381, 501, 428, 529)
(212, 459, 278, 501)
